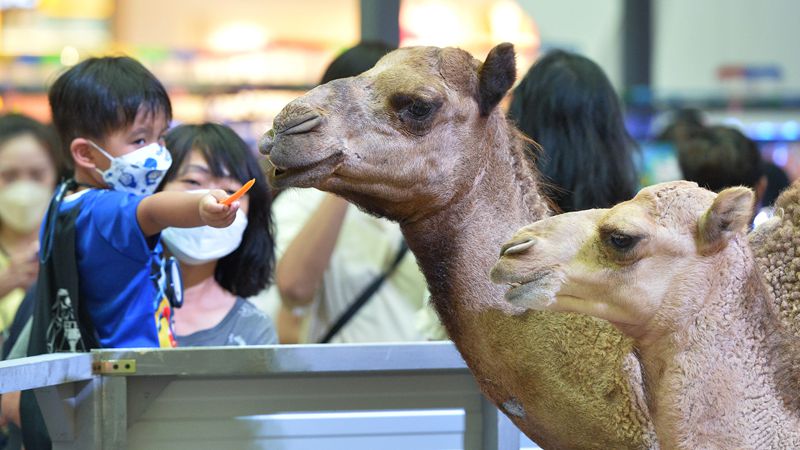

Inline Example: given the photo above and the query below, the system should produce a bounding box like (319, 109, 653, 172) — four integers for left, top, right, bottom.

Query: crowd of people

(0, 42, 791, 448)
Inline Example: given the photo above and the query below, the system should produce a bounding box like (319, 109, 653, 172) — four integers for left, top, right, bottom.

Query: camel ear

(477, 43, 516, 116)
(697, 187, 754, 255)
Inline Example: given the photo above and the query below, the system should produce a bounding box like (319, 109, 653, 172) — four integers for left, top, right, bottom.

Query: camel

(260, 43, 657, 448)
(491, 181, 800, 449)
(751, 180, 800, 338)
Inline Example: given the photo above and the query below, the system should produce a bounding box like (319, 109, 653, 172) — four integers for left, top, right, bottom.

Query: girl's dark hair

(0, 113, 65, 179)
(48, 56, 172, 161)
(509, 50, 639, 212)
(320, 41, 396, 84)
(161, 123, 275, 297)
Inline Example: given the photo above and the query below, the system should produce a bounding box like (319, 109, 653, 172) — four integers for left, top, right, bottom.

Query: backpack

(22, 180, 100, 450)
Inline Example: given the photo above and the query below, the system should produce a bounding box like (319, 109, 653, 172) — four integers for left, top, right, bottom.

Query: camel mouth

(502, 270, 561, 309)
(267, 150, 344, 189)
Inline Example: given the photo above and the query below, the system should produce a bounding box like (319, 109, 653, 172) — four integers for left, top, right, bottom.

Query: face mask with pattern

(90, 141, 172, 195)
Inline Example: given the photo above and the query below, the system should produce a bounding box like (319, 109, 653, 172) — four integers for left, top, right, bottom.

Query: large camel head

(259, 43, 517, 222)
(490, 181, 755, 339)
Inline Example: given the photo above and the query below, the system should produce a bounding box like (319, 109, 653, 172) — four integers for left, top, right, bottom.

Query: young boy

(42, 56, 240, 348)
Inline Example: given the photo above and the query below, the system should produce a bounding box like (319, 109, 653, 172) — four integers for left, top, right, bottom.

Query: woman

(0, 114, 61, 335)
(160, 123, 277, 346)
(0, 113, 61, 447)
(508, 50, 639, 212)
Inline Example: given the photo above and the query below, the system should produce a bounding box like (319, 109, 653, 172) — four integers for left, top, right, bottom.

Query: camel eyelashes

(389, 94, 440, 122)
(400, 99, 439, 124)
(605, 232, 641, 251)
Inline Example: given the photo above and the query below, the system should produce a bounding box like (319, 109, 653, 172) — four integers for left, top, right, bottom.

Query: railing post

(481, 397, 521, 450)
(100, 376, 127, 450)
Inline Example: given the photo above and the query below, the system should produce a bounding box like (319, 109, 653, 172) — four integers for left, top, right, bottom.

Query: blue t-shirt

(55, 189, 176, 348)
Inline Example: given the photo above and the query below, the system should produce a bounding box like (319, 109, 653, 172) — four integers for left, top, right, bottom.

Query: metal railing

(0, 342, 531, 450)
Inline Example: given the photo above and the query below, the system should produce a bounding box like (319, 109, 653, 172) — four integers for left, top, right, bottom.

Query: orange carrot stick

(222, 178, 255, 206)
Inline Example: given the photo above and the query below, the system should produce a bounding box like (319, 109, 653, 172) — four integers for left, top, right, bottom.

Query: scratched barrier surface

(0, 342, 542, 450)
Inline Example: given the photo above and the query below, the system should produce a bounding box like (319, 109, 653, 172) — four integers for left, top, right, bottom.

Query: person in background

(266, 42, 429, 344)
(761, 160, 791, 207)
(655, 107, 706, 143)
(676, 125, 767, 224)
(0, 114, 62, 340)
(0, 114, 61, 449)
(159, 123, 277, 346)
(508, 49, 640, 212)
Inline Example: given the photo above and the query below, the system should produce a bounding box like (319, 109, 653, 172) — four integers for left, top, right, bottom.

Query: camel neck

(636, 258, 800, 449)
(401, 132, 550, 335)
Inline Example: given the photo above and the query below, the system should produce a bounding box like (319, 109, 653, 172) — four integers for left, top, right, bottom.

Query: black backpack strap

(28, 180, 98, 356)
(319, 239, 408, 343)
(22, 180, 99, 450)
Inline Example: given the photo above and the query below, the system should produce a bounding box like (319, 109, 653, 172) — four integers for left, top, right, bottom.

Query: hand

(0, 391, 21, 428)
(199, 189, 239, 228)
(0, 242, 39, 293)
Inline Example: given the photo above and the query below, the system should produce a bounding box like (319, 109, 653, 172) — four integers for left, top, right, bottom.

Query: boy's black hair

(0, 113, 66, 178)
(48, 56, 172, 162)
(677, 125, 764, 192)
(160, 123, 275, 297)
(508, 49, 639, 212)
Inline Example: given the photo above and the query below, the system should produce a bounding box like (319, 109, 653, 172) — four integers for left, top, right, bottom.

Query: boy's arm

(136, 190, 238, 237)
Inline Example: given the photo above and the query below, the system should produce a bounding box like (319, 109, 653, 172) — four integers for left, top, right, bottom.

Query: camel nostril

(258, 129, 275, 155)
(276, 112, 322, 136)
(500, 237, 536, 256)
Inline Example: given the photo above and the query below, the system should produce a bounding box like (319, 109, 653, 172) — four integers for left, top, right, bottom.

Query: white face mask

(0, 180, 52, 233)
(90, 141, 172, 196)
(161, 207, 249, 266)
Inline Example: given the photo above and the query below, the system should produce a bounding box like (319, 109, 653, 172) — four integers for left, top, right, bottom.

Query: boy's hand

(199, 190, 239, 228)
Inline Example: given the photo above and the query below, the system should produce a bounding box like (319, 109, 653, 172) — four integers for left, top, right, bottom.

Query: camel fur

(260, 43, 657, 449)
(492, 181, 800, 449)
(751, 180, 800, 338)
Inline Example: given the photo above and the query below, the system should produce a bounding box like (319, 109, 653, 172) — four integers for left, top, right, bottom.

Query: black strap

(319, 240, 409, 343)
(23, 179, 99, 450)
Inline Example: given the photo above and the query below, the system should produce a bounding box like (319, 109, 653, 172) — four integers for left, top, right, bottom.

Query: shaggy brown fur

(751, 180, 800, 337)
(751, 180, 800, 415)
(492, 181, 800, 449)
(261, 44, 657, 448)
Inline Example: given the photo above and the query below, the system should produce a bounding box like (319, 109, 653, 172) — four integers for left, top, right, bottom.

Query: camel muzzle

(258, 129, 275, 155)
(273, 111, 322, 136)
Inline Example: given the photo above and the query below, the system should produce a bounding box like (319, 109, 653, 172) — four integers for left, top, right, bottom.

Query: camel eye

(608, 232, 639, 251)
(389, 94, 441, 135)
(408, 101, 433, 119)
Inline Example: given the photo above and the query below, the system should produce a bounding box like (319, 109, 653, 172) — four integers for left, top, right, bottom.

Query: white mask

(0, 180, 52, 233)
(91, 141, 172, 196)
(161, 208, 249, 266)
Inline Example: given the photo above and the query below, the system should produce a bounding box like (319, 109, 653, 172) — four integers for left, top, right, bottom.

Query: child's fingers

(222, 179, 255, 206)
(206, 201, 228, 214)
(201, 193, 229, 212)
(208, 189, 229, 202)
(222, 204, 239, 223)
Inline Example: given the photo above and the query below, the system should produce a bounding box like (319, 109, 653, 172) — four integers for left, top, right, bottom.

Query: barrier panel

(0, 342, 538, 450)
